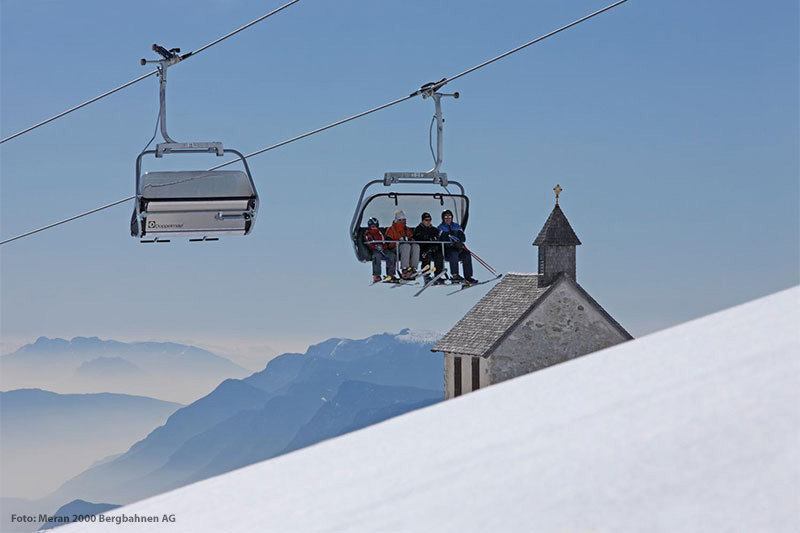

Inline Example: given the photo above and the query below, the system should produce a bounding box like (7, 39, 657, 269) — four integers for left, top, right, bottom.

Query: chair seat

(140, 170, 256, 200)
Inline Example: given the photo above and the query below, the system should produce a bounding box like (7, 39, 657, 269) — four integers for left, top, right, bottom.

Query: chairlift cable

(0, 0, 630, 245)
(0, 197, 135, 246)
(0, 0, 302, 145)
(435, 0, 629, 91)
(206, 94, 416, 171)
(142, 93, 417, 193)
(0, 71, 158, 145)
(187, 0, 300, 57)
(198, 0, 630, 171)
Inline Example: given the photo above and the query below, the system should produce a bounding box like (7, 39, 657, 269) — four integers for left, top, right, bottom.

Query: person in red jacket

(385, 210, 420, 279)
(363, 217, 397, 282)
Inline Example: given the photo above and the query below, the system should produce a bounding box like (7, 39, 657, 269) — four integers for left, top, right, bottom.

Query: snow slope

(64, 287, 799, 532)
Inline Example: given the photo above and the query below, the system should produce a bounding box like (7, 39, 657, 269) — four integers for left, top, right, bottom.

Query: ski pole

(471, 252, 495, 275)
(463, 244, 498, 277)
(460, 243, 489, 270)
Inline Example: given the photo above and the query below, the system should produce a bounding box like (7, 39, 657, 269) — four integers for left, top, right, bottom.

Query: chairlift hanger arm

(140, 43, 231, 154)
(384, 82, 459, 184)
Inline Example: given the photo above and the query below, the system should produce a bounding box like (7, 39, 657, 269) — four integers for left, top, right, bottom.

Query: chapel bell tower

(533, 184, 582, 288)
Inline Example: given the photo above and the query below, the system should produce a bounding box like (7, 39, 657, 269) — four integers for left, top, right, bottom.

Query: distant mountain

(49, 329, 442, 507)
(281, 380, 441, 455)
(0, 337, 249, 403)
(0, 389, 181, 501)
(75, 356, 148, 378)
(246, 328, 443, 392)
(40, 500, 120, 530)
(50, 379, 272, 506)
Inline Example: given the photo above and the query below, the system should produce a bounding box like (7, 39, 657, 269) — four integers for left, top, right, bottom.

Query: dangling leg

(410, 243, 420, 274)
(385, 249, 397, 277)
(460, 249, 474, 279)
(433, 247, 445, 279)
(398, 243, 413, 278)
(446, 248, 462, 281)
(371, 250, 382, 279)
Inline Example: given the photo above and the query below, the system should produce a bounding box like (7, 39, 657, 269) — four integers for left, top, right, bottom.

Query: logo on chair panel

(147, 220, 184, 229)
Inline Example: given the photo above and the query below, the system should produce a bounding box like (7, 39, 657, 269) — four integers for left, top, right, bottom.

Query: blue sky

(1, 0, 797, 359)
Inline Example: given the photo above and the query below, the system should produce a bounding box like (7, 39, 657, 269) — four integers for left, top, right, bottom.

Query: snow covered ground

(63, 287, 799, 532)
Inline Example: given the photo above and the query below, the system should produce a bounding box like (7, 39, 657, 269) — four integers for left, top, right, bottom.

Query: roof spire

(533, 191, 581, 247)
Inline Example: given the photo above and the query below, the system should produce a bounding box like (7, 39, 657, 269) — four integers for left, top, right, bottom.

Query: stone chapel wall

(489, 281, 628, 384)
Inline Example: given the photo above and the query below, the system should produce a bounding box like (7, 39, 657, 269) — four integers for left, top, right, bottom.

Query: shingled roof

(432, 273, 549, 357)
(533, 205, 581, 246)
(432, 272, 633, 358)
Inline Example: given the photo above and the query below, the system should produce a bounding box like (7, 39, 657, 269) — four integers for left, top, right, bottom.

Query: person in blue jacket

(438, 209, 477, 284)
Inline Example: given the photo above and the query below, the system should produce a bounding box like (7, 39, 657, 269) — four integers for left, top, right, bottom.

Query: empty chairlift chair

(130, 43, 258, 242)
(132, 147, 258, 241)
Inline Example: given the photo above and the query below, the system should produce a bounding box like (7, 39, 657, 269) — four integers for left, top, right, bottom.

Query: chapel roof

(432, 273, 548, 357)
(432, 272, 632, 357)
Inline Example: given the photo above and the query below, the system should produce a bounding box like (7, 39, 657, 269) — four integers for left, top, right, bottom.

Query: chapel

(432, 186, 632, 399)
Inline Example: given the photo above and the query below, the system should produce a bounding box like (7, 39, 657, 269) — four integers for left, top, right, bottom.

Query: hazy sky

(1, 0, 797, 358)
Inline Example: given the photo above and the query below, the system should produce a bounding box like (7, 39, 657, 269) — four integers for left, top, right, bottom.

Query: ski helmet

(367, 217, 379, 227)
(441, 209, 453, 220)
(421, 212, 432, 221)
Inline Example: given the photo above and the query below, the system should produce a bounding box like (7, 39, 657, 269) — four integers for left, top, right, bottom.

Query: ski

(392, 265, 434, 288)
(370, 276, 399, 285)
(413, 269, 448, 297)
(446, 274, 503, 295)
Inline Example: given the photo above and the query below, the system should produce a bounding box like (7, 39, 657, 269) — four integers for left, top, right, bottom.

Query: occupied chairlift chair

(131, 45, 258, 243)
(350, 82, 468, 263)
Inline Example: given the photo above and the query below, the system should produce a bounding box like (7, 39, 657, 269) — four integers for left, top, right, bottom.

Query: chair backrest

(356, 193, 469, 230)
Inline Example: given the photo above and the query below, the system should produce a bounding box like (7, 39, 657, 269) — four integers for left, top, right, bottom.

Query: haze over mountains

(0, 337, 249, 403)
(0, 390, 181, 499)
(2, 329, 443, 532)
(51, 329, 442, 506)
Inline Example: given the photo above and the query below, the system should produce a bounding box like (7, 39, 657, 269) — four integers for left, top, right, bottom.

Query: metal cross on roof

(554, 184, 563, 206)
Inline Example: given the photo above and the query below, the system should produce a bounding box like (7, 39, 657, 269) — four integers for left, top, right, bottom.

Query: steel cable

(0, 0, 630, 245)
(0, 0, 301, 145)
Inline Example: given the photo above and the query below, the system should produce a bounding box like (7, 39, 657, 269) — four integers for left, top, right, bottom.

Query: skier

(385, 210, 420, 279)
(438, 209, 477, 285)
(413, 212, 444, 284)
(364, 217, 397, 282)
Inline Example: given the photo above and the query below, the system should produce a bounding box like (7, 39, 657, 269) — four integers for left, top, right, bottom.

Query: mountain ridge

(45, 330, 443, 509)
(1, 337, 249, 404)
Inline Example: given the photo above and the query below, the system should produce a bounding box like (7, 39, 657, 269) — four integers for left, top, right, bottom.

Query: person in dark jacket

(363, 217, 397, 282)
(413, 212, 444, 283)
(438, 209, 477, 284)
